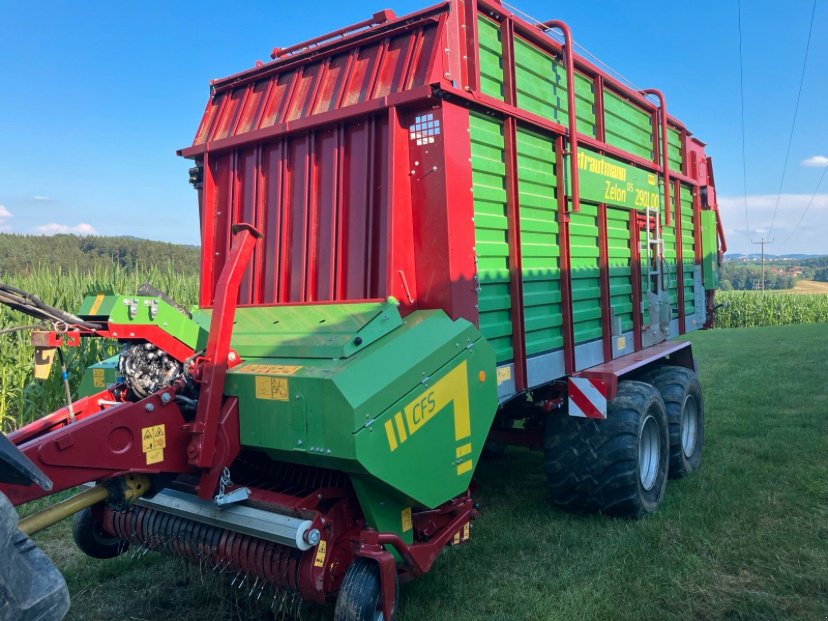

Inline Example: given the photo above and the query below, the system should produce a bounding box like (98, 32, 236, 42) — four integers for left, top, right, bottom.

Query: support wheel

(334, 558, 397, 621)
(544, 381, 669, 518)
(72, 507, 127, 559)
(644, 366, 704, 479)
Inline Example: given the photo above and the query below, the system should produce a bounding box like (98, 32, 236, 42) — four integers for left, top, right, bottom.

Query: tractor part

(644, 366, 704, 478)
(18, 474, 150, 537)
(544, 381, 670, 517)
(0, 492, 70, 621)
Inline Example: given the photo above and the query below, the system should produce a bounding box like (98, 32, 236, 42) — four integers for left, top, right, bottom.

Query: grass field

(792, 279, 828, 294)
(21, 322, 827, 621)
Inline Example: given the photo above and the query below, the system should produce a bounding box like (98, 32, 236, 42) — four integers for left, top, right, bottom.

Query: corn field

(0, 265, 198, 431)
(714, 290, 828, 329)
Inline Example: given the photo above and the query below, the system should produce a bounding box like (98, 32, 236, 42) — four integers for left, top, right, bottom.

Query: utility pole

(751, 237, 774, 291)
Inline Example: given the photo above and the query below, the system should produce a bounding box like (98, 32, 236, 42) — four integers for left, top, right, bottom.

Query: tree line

(0, 234, 200, 277)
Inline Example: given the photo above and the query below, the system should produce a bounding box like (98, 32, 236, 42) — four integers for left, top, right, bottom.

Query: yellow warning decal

(141, 424, 166, 453)
(141, 424, 166, 465)
(615, 336, 626, 351)
(313, 540, 327, 568)
(496, 366, 512, 386)
(456, 460, 473, 476)
(401, 507, 412, 533)
(88, 293, 105, 316)
(33, 348, 56, 380)
(383, 361, 471, 452)
(255, 376, 289, 401)
(238, 364, 303, 376)
(462, 522, 470, 541)
(92, 368, 106, 388)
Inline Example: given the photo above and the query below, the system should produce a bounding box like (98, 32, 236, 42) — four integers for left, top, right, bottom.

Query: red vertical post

(189, 224, 262, 498)
(597, 203, 613, 361)
(500, 17, 527, 391)
(630, 210, 643, 351)
(642, 88, 671, 227)
(674, 178, 686, 334)
(199, 152, 217, 307)
(556, 137, 576, 374)
(541, 20, 580, 213)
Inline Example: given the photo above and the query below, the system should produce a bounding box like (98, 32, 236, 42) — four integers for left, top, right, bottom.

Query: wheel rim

(681, 395, 699, 458)
(639, 414, 660, 491)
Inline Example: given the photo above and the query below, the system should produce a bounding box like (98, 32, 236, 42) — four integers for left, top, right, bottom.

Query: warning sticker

(92, 368, 106, 388)
(145, 448, 164, 465)
(237, 364, 303, 376)
(141, 424, 167, 453)
(255, 376, 289, 401)
(401, 507, 412, 533)
(313, 540, 327, 568)
(496, 366, 512, 386)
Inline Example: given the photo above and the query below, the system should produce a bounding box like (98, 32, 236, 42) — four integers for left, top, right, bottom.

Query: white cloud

(0, 204, 11, 232)
(801, 155, 828, 168)
(35, 222, 98, 236)
(717, 193, 828, 254)
(32, 195, 53, 202)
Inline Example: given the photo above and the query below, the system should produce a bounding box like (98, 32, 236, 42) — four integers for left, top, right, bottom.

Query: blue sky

(1, 0, 826, 254)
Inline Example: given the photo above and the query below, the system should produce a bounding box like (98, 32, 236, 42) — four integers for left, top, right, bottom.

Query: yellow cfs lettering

(409, 392, 437, 426)
(384, 361, 471, 454)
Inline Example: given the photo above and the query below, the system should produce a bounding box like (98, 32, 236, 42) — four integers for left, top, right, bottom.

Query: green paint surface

(701, 210, 719, 289)
(470, 112, 513, 363)
(566, 147, 661, 211)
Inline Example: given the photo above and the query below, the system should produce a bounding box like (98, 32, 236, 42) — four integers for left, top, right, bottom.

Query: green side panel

(224, 309, 498, 529)
(516, 127, 562, 356)
(477, 16, 504, 100)
(604, 90, 654, 161)
(351, 478, 413, 546)
(701, 210, 719, 289)
(667, 127, 683, 172)
(567, 146, 661, 211)
(78, 355, 119, 397)
(470, 112, 513, 363)
(210, 299, 402, 359)
(568, 204, 602, 343)
(78, 293, 206, 350)
(513, 37, 596, 137)
(606, 208, 634, 332)
(680, 185, 696, 315)
(662, 222, 679, 318)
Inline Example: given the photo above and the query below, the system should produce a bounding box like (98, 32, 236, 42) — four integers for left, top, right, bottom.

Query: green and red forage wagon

(0, 1, 725, 619)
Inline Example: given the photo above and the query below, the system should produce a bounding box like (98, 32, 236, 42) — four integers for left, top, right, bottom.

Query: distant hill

(0, 234, 200, 276)
(724, 253, 827, 261)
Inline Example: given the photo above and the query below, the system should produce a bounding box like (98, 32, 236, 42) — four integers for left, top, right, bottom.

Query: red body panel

(180, 0, 722, 391)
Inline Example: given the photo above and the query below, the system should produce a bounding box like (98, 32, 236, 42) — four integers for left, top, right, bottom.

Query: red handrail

(641, 88, 672, 226)
(541, 20, 580, 212)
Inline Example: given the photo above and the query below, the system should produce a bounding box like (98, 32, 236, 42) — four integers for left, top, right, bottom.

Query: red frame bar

(642, 89, 672, 227)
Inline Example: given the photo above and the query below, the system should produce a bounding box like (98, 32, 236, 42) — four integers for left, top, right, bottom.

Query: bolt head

(144, 403, 155, 412)
(161, 392, 171, 404)
(306, 529, 321, 545)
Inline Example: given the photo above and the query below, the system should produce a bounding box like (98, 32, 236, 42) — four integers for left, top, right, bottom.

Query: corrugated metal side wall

(203, 116, 390, 305)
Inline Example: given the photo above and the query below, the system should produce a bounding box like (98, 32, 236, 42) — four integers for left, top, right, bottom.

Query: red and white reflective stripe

(568, 377, 608, 419)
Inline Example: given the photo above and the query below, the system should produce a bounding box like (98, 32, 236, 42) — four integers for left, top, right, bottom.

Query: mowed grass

(26, 323, 828, 621)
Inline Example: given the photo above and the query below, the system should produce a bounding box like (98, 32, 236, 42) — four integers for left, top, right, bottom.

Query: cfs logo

(383, 361, 471, 459)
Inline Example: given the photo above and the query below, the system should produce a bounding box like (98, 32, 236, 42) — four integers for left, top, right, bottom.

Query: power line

(767, 0, 817, 239)
(782, 164, 828, 244)
(736, 0, 750, 239)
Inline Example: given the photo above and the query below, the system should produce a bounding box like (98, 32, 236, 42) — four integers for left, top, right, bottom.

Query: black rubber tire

(72, 507, 127, 559)
(544, 380, 669, 518)
(644, 366, 704, 479)
(334, 558, 397, 621)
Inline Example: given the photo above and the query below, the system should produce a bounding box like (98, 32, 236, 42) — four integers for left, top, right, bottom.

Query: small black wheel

(645, 366, 704, 479)
(334, 558, 397, 621)
(544, 380, 669, 518)
(72, 507, 127, 559)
